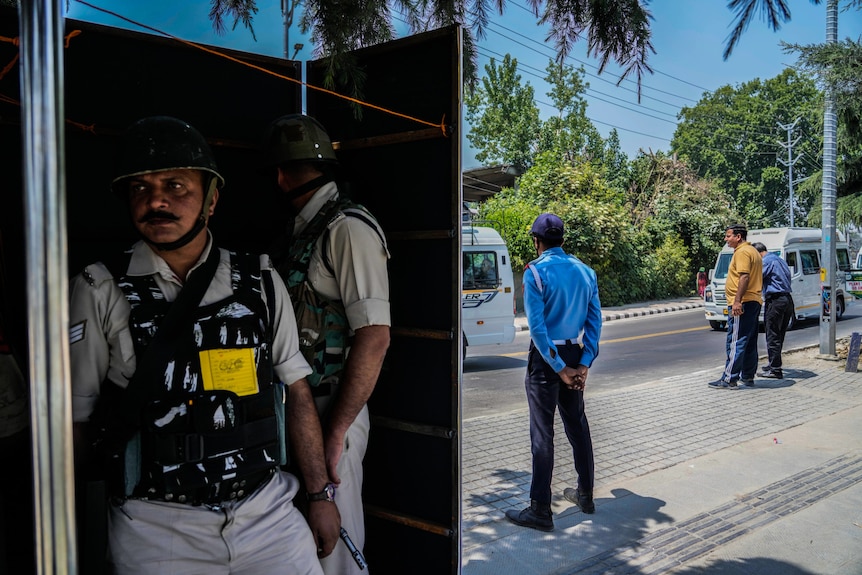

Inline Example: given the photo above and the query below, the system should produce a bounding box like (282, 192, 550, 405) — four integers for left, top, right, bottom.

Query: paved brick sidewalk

(461, 344, 862, 574)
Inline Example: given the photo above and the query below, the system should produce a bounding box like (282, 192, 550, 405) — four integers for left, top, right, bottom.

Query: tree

(202, 0, 857, 103)
(601, 129, 631, 194)
(211, 0, 655, 96)
(480, 152, 643, 305)
(536, 61, 604, 163)
(784, 36, 862, 225)
(627, 151, 742, 282)
(464, 55, 541, 169)
(671, 69, 822, 227)
(723, 0, 862, 58)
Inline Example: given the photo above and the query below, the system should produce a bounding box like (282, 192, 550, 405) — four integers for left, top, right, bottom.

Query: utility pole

(819, 0, 838, 356)
(281, 0, 301, 60)
(777, 118, 802, 227)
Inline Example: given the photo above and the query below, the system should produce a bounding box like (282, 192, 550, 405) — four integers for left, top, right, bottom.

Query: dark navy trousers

(525, 342, 594, 505)
(764, 294, 793, 370)
(722, 300, 761, 382)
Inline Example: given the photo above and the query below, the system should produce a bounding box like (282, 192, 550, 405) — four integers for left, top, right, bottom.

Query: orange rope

(73, 0, 449, 137)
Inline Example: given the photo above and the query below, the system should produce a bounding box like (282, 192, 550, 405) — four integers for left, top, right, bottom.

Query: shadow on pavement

(747, 379, 796, 389)
(670, 557, 818, 575)
(464, 356, 527, 372)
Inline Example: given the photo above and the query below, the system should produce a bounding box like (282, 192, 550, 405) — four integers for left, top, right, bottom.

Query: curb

(516, 301, 705, 331)
(601, 301, 704, 322)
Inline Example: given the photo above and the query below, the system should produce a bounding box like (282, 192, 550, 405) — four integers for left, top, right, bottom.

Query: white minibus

(462, 224, 516, 356)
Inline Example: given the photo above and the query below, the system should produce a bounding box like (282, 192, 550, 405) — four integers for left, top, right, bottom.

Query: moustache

(139, 211, 180, 223)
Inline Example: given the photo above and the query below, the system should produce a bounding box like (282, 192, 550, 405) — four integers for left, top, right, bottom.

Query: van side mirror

(708, 269, 714, 281)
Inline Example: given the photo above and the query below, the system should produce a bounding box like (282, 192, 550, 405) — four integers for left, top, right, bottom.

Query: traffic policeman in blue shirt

(505, 213, 602, 532)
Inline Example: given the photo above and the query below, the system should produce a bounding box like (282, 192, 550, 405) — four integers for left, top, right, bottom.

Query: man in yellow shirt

(709, 224, 763, 389)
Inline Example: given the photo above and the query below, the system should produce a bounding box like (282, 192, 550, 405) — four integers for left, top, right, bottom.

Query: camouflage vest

(109, 250, 286, 498)
(274, 195, 381, 390)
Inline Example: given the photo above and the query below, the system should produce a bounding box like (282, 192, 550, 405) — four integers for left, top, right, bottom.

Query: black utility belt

(142, 467, 275, 507)
(765, 293, 791, 302)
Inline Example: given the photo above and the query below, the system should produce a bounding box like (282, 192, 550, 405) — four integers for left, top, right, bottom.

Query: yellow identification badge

(199, 348, 259, 396)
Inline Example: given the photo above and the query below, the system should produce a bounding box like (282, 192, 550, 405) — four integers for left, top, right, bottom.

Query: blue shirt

(523, 247, 602, 371)
(761, 252, 792, 297)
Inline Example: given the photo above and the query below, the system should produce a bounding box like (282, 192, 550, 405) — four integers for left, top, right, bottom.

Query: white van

(703, 227, 853, 330)
(462, 224, 516, 355)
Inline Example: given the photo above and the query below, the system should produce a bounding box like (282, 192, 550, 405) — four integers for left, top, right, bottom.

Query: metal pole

(282, 0, 290, 59)
(17, 1, 77, 573)
(819, 0, 838, 356)
(777, 118, 801, 227)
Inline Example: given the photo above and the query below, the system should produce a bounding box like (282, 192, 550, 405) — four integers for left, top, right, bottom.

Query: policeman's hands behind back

(559, 365, 588, 391)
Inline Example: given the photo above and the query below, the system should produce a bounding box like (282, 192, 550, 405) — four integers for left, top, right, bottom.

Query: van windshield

(713, 252, 733, 280)
(464, 252, 499, 289)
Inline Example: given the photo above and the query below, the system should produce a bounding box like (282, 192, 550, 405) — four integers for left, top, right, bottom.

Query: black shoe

(563, 487, 595, 514)
(759, 369, 783, 379)
(708, 379, 738, 389)
(741, 378, 755, 387)
(505, 500, 554, 531)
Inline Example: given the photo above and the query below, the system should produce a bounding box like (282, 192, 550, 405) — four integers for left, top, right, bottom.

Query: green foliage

(784, 36, 862, 225)
(464, 55, 541, 169)
(536, 62, 604, 162)
(650, 235, 693, 298)
(672, 69, 822, 227)
(480, 152, 688, 306)
(627, 152, 740, 279)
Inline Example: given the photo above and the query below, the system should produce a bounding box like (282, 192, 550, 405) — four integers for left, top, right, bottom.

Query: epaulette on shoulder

(80, 250, 133, 287)
(79, 261, 115, 288)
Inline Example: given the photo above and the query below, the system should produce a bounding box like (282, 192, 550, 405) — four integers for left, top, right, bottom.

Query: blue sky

(66, 0, 861, 166)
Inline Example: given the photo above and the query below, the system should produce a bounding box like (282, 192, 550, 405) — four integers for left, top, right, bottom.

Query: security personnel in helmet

(265, 114, 390, 575)
(69, 116, 337, 574)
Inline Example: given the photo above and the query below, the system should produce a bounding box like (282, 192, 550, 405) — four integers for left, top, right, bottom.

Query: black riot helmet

(263, 114, 338, 201)
(112, 116, 224, 251)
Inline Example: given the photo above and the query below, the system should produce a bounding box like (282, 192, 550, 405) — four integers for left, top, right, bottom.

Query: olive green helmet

(111, 116, 224, 194)
(264, 114, 338, 167)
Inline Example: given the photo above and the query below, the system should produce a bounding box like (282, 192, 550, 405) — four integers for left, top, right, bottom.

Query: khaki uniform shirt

(293, 182, 391, 331)
(68, 233, 312, 423)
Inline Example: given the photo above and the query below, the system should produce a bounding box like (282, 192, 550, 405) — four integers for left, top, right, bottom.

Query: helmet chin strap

(283, 174, 333, 202)
(147, 176, 219, 252)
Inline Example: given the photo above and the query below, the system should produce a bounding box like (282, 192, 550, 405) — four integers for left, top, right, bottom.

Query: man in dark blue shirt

(753, 242, 793, 379)
(504, 213, 602, 532)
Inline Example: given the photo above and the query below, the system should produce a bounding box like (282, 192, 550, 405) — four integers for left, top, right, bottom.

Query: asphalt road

(462, 306, 862, 419)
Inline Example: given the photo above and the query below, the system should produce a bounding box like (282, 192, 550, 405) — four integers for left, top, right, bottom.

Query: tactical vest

(275, 195, 383, 390)
(109, 250, 285, 500)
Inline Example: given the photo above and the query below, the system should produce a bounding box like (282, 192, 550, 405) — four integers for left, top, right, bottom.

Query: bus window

(800, 250, 819, 275)
(837, 248, 851, 272)
(785, 251, 798, 275)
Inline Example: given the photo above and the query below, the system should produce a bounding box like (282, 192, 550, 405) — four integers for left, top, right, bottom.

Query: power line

(476, 46, 679, 124)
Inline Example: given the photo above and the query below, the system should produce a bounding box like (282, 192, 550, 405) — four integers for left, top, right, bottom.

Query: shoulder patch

(69, 320, 86, 345)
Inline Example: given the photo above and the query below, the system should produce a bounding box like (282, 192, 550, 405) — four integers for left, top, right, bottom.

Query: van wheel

(709, 320, 725, 331)
(836, 296, 845, 320)
(462, 333, 467, 361)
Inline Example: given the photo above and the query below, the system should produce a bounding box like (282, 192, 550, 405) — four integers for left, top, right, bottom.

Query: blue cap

(530, 213, 564, 240)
